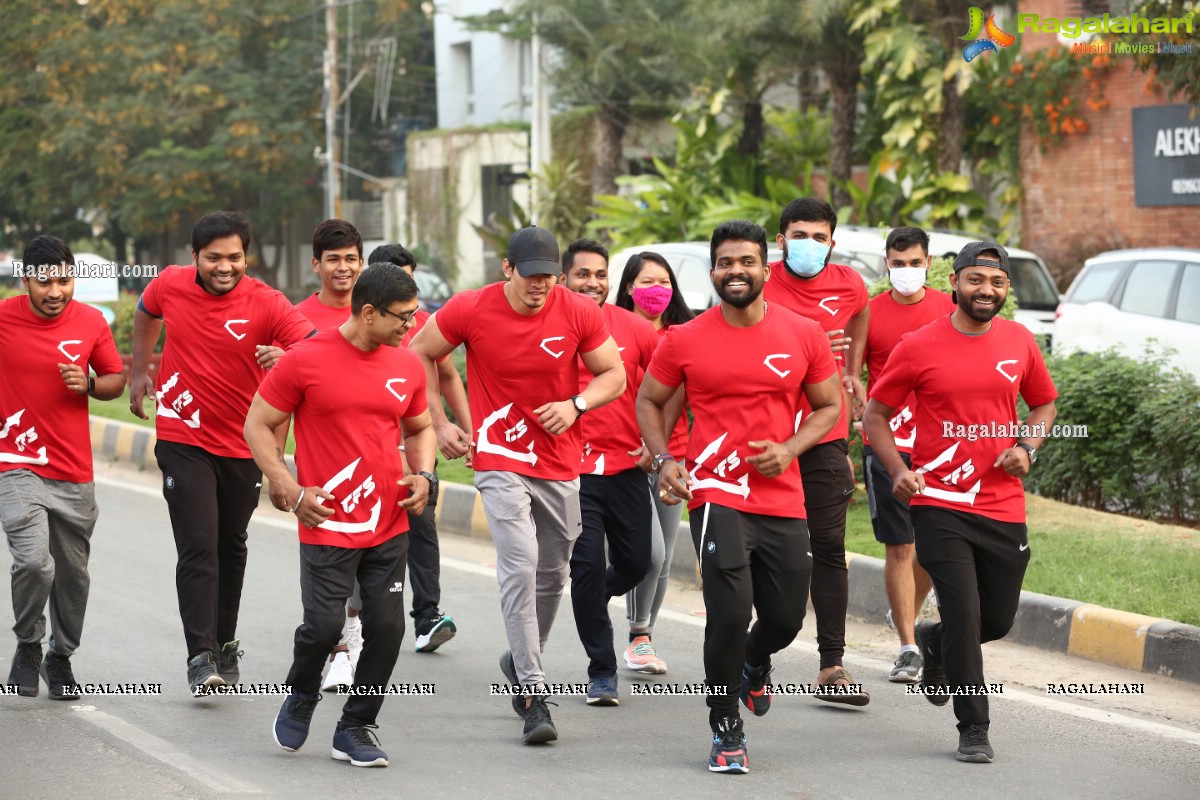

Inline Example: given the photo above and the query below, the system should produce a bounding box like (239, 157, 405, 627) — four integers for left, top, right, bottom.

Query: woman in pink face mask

(614, 252, 694, 675)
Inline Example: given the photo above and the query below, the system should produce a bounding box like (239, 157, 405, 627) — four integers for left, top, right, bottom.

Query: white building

(434, 0, 533, 129)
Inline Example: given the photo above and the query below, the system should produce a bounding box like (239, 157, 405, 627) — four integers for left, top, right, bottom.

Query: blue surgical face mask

(784, 238, 830, 278)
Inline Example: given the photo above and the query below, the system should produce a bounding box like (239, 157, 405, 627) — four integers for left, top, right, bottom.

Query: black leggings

(691, 504, 812, 721)
(799, 439, 855, 669)
(913, 506, 1029, 731)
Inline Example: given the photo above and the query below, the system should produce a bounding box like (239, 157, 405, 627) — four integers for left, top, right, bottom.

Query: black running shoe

(708, 715, 749, 774)
(9, 643, 42, 698)
(187, 651, 225, 697)
(522, 696, 558, 745)
(217, 640, 242, 684)
(41, 651, 80, 700)
(916, 621, 949, 707)
(739, 659, 772, 717)
(957, 724, 994, 763)
(414, 613, 457, 653)
(499, 650, 526, 718)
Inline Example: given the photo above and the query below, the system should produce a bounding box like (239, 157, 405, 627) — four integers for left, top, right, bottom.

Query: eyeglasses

(378, 306, 419, 325)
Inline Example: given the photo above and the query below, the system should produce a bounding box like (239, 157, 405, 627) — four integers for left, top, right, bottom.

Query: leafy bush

(1027, 348, 1200, 524)
(110, 291, 164, 354)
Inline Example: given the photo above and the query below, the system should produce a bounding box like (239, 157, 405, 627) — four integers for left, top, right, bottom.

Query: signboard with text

(1133, 104, 1200, 207)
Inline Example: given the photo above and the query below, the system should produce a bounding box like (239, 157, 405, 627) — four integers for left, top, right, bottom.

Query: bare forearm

(91, 373, 126, 401)
(1022, 401, 1057, 449)
(246, 424, 297, 491)
(437, 358, 471, 430)
(783, 404, 839, 460)
(581, 366, 626, 412)
(131, 311, 162, 376)
(403, 425, 437, 474)
(863, 402, 907, 479)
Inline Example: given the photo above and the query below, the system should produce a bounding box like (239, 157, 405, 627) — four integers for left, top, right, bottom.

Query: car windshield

(1010, 257, 1059, 310)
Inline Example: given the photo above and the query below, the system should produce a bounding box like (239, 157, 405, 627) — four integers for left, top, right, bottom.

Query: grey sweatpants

(626, 471, 684, 632)
(0, 469, 97, 656)
(475, 470, 582, 688)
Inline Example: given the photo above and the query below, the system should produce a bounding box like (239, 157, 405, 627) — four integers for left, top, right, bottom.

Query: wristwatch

(651, 453, 676, 473)
(1016, 442, 1037, 464)
(418, 470, 439, 495)
(87, 377, 95, 395)
(570, 395, 588, 415)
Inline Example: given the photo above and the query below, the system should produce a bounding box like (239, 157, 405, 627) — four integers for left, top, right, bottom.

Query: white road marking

(71, 705, 262, 794)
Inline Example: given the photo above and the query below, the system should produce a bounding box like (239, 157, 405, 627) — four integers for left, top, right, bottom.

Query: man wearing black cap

(863, 241, 1057, 764)
(409, 227, 626, 745)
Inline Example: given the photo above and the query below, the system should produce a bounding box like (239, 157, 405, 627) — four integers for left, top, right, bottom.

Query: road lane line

(71, 705, 262, 794)
(100, 477, 1200, 748)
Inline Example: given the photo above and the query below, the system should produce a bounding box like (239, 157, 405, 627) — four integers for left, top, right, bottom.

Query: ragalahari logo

(962, 7, 1015, 62)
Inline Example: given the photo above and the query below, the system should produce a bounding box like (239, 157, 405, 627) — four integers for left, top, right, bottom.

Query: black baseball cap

(507, 226, 560, 277)
(952, 241, 1009, 273)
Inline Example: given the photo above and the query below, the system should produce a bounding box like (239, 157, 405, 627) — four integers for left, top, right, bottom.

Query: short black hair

(710, 220, 768, 268)
(191, 211, 251, 254)
(561, 237, 609, 273)
(885, 226, 930, 257)
(22, 235, 74, 273)
(351, 261, 418, 315)
(778, 197, 837, 237)
(367, 244, 417, 271)
(312, 219, 363, 261)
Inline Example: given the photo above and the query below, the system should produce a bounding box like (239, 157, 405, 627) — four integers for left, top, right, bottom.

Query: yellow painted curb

(1067, 605, 1158, 671)
(114, 424, 136, 461)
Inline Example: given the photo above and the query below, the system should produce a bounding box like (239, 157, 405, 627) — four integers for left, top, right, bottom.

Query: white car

(1053, 248, 1200, 380)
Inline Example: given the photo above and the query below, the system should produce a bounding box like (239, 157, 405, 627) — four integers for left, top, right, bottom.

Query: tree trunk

(737, 98, 765, 161)
(828, 64, 859, 210)
(939, 76, 966, 173)
(591, 101, 631, 197)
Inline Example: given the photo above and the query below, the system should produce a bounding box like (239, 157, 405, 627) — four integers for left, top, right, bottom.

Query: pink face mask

(631, 285, 673, 316)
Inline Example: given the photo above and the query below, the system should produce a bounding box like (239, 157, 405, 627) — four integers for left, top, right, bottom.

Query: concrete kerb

(89, 415, 1200, 685)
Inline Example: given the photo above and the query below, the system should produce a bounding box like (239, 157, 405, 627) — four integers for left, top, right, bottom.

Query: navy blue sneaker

(586, 674, 619, 706)
(332, 722, 389, 767)
(708, 715, 749, 774)
(273, 691, 321, 752)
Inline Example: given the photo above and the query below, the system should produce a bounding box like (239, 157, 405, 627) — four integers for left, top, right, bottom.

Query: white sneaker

(321, 652, 354, 692)
(345, 618, 364, 669)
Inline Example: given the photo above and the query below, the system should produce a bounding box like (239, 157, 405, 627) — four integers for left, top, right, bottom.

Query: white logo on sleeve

(315, 457, 381, 535)
(0, 408, 48, 466)
(57, 340, 83, 363)
(539, 336, 566, 359)
(995, 359, 1019, 383)
(689, 432, 749, 499)
(224, 319, 249, 340)
(763, 353, 793, 379)
(818, 296, 841, 316)
(385, 378, 408, 403)
(477, 402, 538, 465)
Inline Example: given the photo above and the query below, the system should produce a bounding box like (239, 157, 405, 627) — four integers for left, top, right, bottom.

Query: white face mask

(889, 267, 926, 296)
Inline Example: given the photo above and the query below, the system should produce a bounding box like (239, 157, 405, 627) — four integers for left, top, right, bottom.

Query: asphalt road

(2, 461, 1198, 799)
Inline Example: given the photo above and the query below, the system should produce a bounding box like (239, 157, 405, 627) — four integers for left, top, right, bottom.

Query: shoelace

(631, 641, 656, 657)
(15, 648, 41, 669)
(963, 725, 989, 746)
(746, 665, 773, 693)
(290, 694, 321, 723)
(346, 724, 382, 748)
(527, 698, 559, 718)
(44, 658, 75, 685)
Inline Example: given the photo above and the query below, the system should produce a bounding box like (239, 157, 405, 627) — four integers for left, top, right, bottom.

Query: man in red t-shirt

(861, 227, 954, 683)
(295, 219, 365, 331)
(864, 241, 1057, 764)
(245, 263, 435, 769)
(1, 236, 125, 699)
(762, 197, 869, 703)
(560, 238, 657, 707)
(368, 244, 471, 656)
(410, 226, 625, 745)
(129, 212, 316, 696)
(638, 220, 841, 774)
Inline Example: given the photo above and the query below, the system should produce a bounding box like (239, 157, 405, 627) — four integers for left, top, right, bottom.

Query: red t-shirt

(648, 305, 837, 518)
(295, 293, 351, 332)
(578, 303, 657, 475)
(862, 289, 954, 452)
(0, 297, 123, 483)
(869, 316, 1057, 523)
(433, 282, 609, 480)
(258, 329, 429, 548)
(763, 261, 868, 443)
(140, 266, 315, 458)
(658, 326, 689, 460)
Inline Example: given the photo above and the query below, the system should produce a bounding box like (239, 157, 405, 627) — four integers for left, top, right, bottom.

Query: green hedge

(1027, 349, 1200, 524)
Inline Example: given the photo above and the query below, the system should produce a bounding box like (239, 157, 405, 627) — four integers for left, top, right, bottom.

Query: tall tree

(802, 0, 865, 208)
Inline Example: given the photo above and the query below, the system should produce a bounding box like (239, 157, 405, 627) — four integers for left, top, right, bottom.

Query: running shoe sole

(332, 748, 389, 767)
(415, 618, 457, 653)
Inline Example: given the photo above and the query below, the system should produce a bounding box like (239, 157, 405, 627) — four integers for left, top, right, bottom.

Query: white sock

(899, 644, 920, 656)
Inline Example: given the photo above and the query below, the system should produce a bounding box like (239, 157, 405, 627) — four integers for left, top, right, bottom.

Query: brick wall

(1018, 0, 1200, 286)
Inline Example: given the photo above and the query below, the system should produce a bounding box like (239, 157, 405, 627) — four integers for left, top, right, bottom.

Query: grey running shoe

(522, 696, 558, 744)
(889, 650, 924, 683)
(9, 643, 42, 698)
(217, 640, 242, 684)
(187, 652, 225, 697)
(957, 724, 994, 763)
(41, 652, 80, 700)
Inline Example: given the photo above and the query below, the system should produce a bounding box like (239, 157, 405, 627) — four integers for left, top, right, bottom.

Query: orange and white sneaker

(624, 635, 667, 674)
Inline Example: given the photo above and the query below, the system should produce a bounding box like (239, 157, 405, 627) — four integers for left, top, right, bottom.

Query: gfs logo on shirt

(314, 456, 381, 535)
